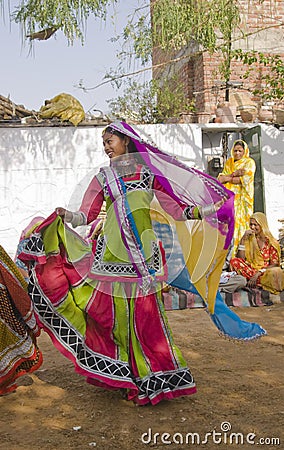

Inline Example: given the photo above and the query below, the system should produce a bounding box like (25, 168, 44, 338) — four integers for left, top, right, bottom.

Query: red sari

(231, 238, 284, 293)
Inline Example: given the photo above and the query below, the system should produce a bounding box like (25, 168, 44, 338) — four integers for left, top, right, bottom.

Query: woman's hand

(232, 168, 245, 177)
(218, 174, 232, 184)
(200, 198, 225, 217)
(243, 229, 254, 239)
(238, 229, 254, 248)
(55, 207, 73, 223)
(214, 198, 225, 212)
(247, 272, 261, 288)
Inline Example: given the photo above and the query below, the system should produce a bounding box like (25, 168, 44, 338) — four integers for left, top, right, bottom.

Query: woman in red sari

(230, 212, 284, 294)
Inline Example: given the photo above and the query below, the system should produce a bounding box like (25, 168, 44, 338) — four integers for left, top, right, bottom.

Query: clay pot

(195, 112, 211, 124)
(179, 112, 196, 123)
(258, 107, 273, 123)
(273, 107, 284, 125)
(238, 105, 258, 123)
(216, 104, 236, 123)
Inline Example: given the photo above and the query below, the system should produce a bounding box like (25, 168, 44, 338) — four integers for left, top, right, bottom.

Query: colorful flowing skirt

(20, 214, 196, 405)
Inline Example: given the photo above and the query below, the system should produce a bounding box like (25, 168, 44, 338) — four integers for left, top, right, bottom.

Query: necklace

(111, 154, 138, 177)
(256, 235, 266, 248)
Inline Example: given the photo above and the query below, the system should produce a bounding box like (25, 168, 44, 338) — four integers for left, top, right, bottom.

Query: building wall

(260, 124, 284, 237)
(0, 126, 108, 257)
(152, 0, 284, 116)
(0, 124, 203, 257)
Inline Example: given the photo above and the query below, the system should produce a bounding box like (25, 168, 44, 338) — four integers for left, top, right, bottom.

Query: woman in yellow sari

(231, 212, 284, 295)
(218, 140, 256, 256)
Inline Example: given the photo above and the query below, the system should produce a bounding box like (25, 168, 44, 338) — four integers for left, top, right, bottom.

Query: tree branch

(80, 20, 284, 95)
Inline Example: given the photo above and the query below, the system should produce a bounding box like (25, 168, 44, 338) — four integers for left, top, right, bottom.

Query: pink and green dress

(20, 164, 198, 405)
(19, 121, 265, 405)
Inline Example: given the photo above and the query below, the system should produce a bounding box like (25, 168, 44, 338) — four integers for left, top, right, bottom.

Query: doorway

(242, 125, 265, 213)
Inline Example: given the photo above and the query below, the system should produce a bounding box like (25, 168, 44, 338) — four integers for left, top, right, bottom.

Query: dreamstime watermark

(140, 421, 281, 446)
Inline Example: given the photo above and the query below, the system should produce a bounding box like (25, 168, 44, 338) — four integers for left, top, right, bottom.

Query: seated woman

(230, 212, 284, 295)
(0, 245, 43, 395)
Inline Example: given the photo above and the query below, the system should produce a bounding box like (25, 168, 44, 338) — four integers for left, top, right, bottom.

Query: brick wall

(152, 0, 284, 119)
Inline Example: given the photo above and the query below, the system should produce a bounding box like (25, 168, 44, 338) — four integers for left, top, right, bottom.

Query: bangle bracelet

(238, 244, 245, 251)
(200, 204, 215, 218)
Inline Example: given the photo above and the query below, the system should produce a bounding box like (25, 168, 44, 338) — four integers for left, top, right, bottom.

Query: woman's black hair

(103, 126, 145, 165)
(103, 126, 137, 153)
(233, 140, 246, 149)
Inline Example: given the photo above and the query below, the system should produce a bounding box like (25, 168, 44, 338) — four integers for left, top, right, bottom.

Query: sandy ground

(0, 303, 283, 450)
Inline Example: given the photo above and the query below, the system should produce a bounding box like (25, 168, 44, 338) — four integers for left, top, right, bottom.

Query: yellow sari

(218, 140, 256, 256)
(245, 212, 284, 294)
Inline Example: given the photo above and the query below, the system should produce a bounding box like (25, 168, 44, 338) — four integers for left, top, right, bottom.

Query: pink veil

(109, 121, 235, 314)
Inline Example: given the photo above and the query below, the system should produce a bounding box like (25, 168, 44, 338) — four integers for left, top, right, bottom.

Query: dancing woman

(19, 122, 265, 405)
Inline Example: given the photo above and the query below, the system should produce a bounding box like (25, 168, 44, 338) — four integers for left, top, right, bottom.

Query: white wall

(0, 127, 105, 257)
(260, 125, 284, 238)
(137, 123, 204, 168)
(1, 122, 282, 258)
(0, 124, 203, 257)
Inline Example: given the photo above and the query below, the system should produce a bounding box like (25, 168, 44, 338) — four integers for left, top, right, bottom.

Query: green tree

(1, 1, 241, 87)
(234, 50, 284, 104)
(119, 0, 241, 93)
(121, 1, 284, 109)
(0, 0, 116, 43)
(95, 1, 240, 120)
(107, 77, 194, 123)
(5, 0, 282, 117)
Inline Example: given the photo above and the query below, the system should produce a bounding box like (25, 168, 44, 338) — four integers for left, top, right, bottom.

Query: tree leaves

(9, 0, 116, 44)
(107, 76, 194, 123)
(152, 0, 240, 54)
(234, 50, 284, 103)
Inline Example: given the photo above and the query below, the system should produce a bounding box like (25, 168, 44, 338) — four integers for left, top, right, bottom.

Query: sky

(0, 1, 150, 115)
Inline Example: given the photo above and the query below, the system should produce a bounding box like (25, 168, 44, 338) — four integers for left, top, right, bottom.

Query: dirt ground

(0, 303, 283, 450)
